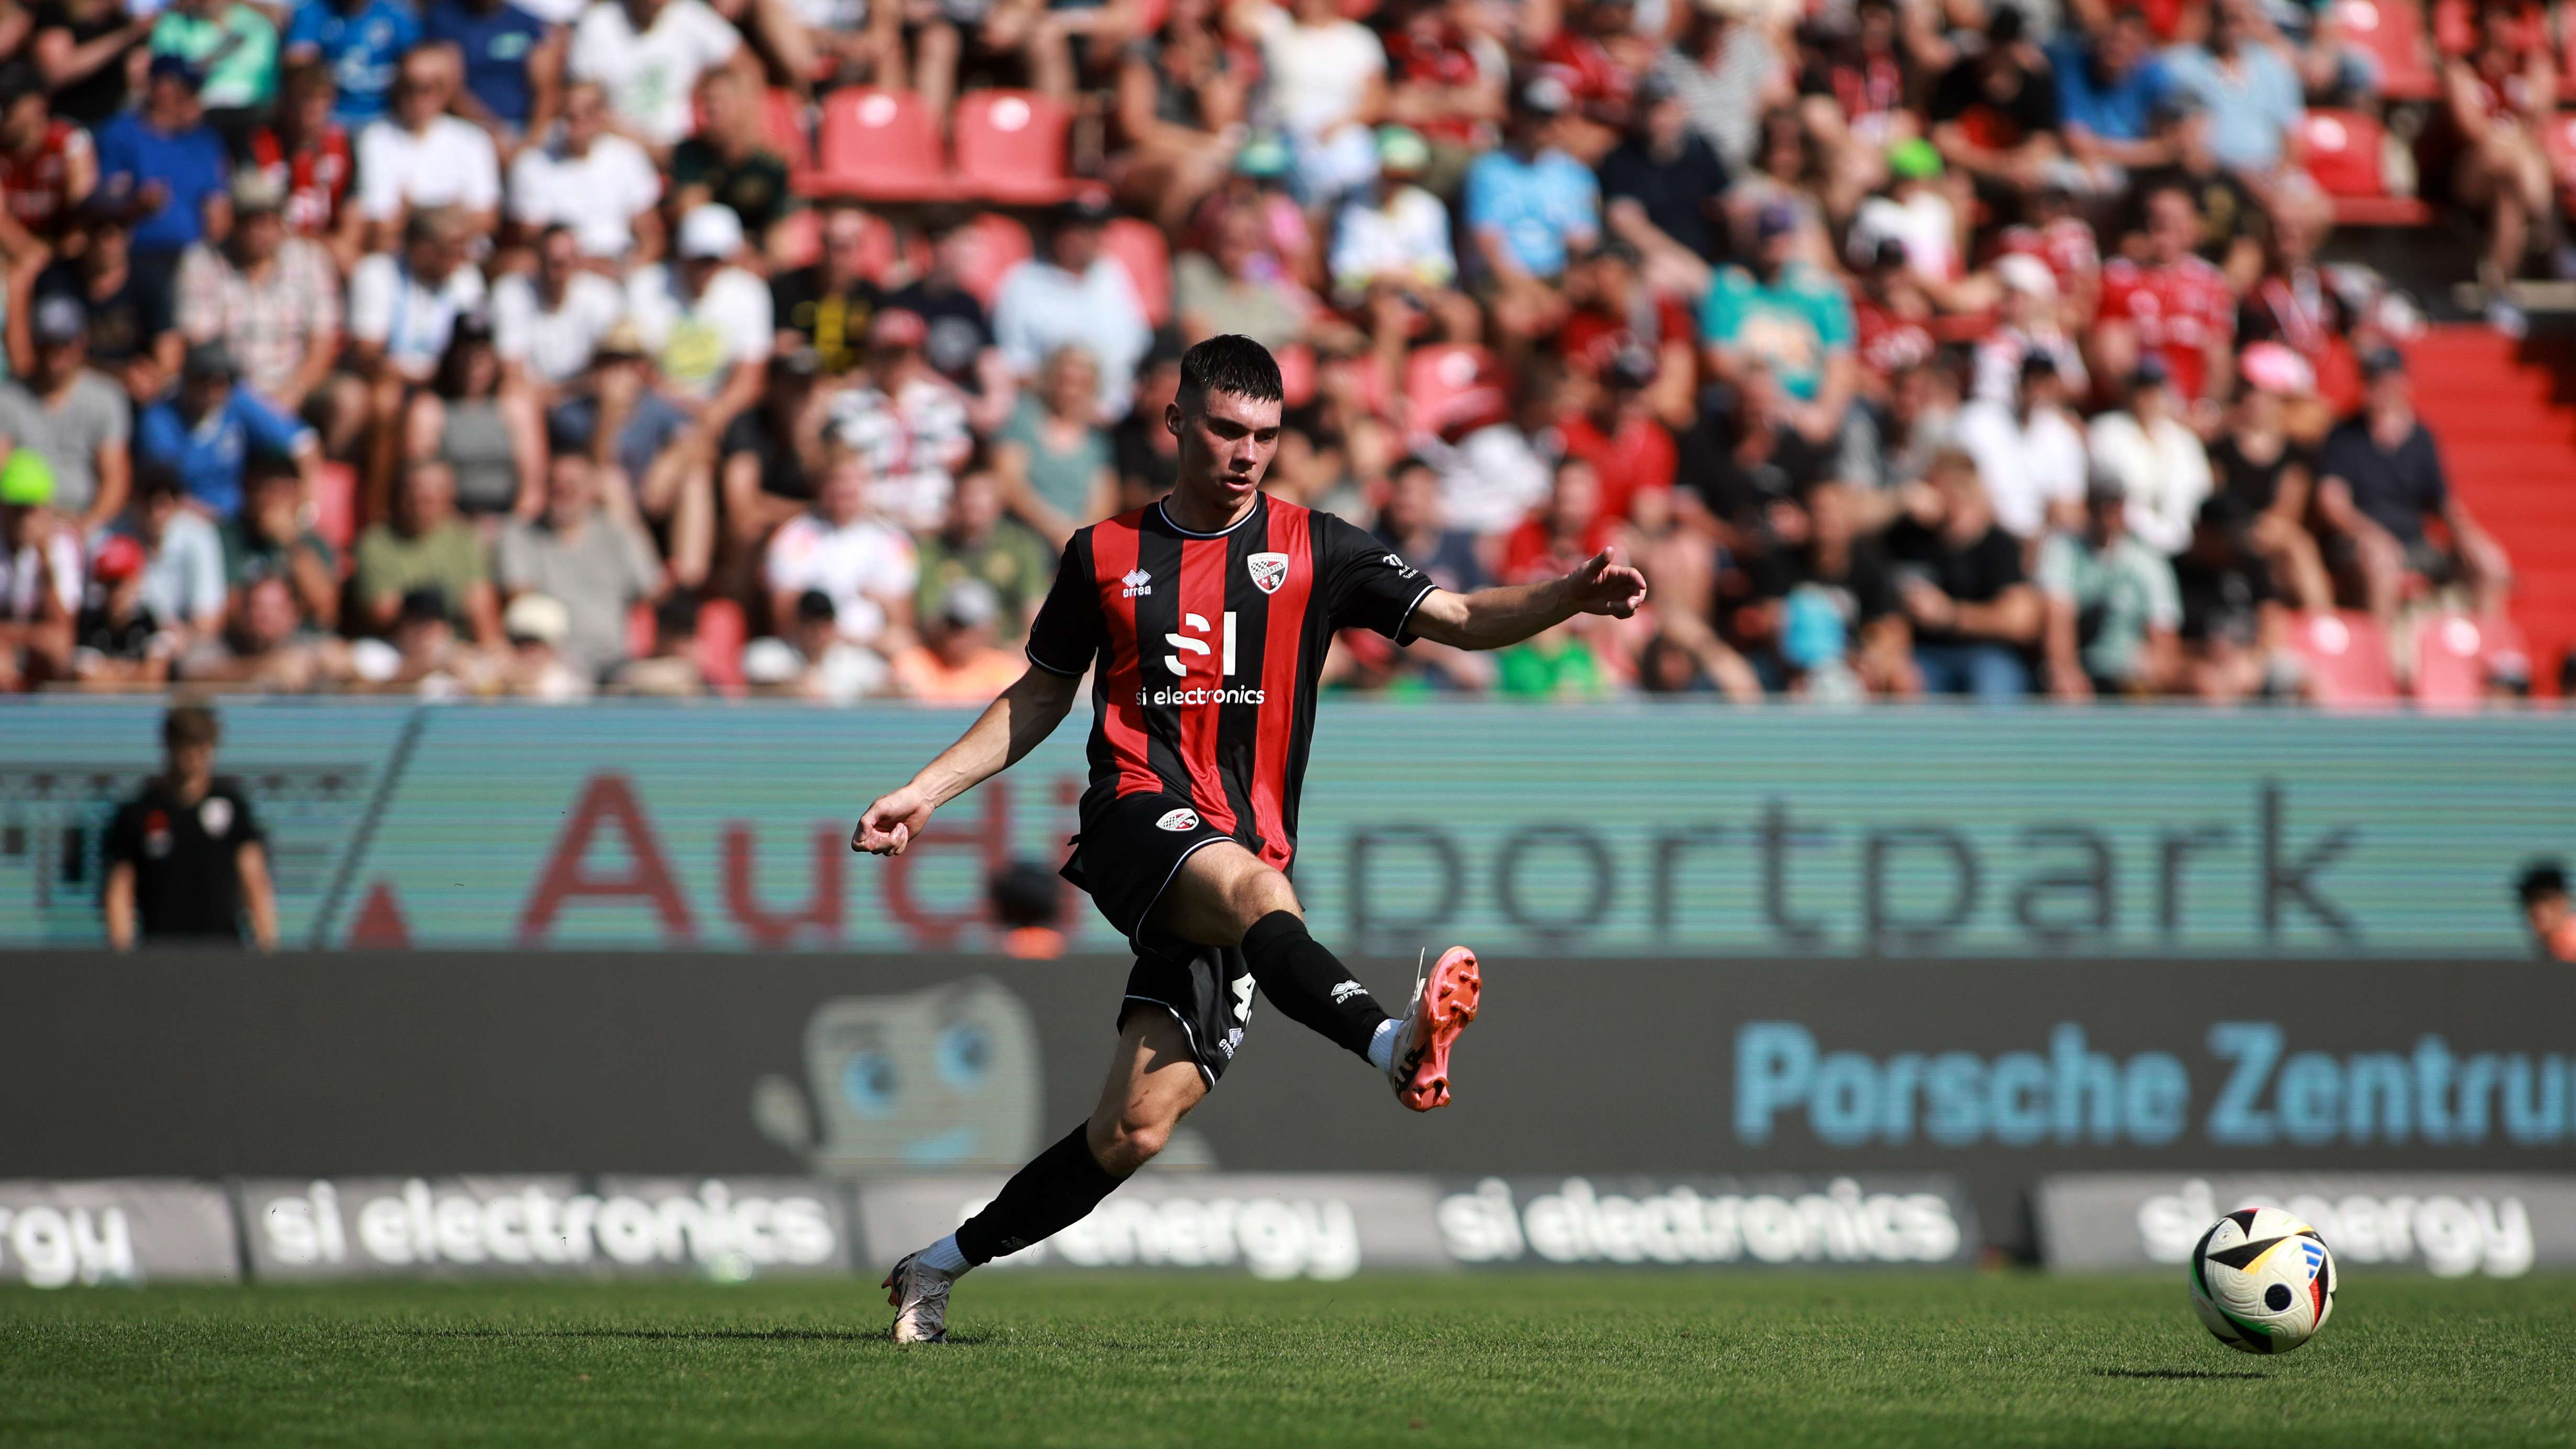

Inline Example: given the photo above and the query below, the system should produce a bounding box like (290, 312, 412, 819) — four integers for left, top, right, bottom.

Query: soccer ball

(2188, 1205, 2336, 1355)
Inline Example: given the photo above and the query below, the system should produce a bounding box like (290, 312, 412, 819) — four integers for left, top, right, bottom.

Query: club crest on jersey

(1155, 807, 1199, 832)
(1121, 568, 1153, 598)
(1246, 552, 1290, 595)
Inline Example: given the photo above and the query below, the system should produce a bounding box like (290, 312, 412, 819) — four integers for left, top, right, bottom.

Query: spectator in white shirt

(1954, 353, 2088, 542)
(568, 0, 746, 155)
(492, 222, 629, 399)
(991, 192, 1152, 422)
(349, 207, 490, 388)
(357, 49, 503, 250)
(505, 80, 664, 262)
(2087, 356, 2211, 557)
(622, 202, 770, 588)
(1247, 0, 1385, 204)
(1329, 125, 1456, 305)
(764, 442, 916, 655)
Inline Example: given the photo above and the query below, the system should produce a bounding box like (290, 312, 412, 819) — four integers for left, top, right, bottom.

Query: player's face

(1168, 388, 1282, 511)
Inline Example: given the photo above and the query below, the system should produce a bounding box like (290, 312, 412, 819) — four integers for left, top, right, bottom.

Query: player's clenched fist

(1567, 548, 1649, 619)
(853, 786, 935, 855)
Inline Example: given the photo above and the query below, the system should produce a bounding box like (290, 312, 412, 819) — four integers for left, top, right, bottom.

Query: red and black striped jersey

(1025, 493, 1437, 871)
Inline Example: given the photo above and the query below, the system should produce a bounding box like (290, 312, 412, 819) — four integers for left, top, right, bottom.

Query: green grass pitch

(4, 1272, 2572, 1447)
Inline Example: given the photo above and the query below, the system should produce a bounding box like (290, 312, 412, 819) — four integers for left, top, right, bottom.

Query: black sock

(953, 1124, 1123, 1266)
(1241, 910, 1389, 1060)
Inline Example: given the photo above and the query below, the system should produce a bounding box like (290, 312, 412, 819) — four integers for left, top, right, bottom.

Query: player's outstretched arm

(852, 664, 1084, 857)
(1405, 547, 1649, 652)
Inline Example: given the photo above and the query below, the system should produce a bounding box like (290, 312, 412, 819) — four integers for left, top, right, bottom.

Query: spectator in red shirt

(0, 62, 94, 242)
(1558, 238, 1695, 427)
(1558, 343, 1675, 526)
(1501, 454, 1618, 584)
(2091, 181, 2235, 411)
(1381, 0, 1507, 186)
(245, 62, 361, 275)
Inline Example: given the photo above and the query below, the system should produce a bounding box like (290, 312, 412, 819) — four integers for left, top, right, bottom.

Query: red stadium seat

(310, 462, 356, 554)
(764, 87, 814, 171)
(772, 206, 821, 270)
(2292, 610, 2398, 706)
(622, 598, 748, 694)
(1404, 343, 1511, 442)
(951, 211, 1034, 310)
(1101, 216, 1172, 328)
(2334, 0, 2440, 99)
(698, 597, 749, 696)
(952, 90, 1080, 205)
(1275, 341, 1316, 408)
(2300, 109, 2431, 225)
(799, 88, 951, 201)
(2411, 611, 2526, 709)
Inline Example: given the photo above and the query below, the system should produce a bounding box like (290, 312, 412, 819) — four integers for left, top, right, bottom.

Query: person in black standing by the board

(101, 703, 277, 950)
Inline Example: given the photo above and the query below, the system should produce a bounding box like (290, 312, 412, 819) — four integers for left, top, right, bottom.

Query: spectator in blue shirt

(2158, 0, 2300, 177)
(136, 343, 324, 518)
(283, 0, 423, 127)
(425, 0, 561, 143)
(1462, 75, 1599, 338)
(94, 56, 231, 265)
(2049, 6, 2172, 176)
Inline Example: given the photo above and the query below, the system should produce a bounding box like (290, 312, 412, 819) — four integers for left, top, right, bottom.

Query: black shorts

(1062, 791, 1258, 1087)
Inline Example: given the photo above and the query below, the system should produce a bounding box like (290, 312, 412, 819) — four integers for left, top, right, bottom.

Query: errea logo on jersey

(1121, 568, 1153, 598)
(1156, 808, 1199, 832)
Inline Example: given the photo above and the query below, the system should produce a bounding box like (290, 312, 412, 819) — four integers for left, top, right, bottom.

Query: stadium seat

(621, 599, 747, 694)
(1404, 343, 1511, 442)
(2300, 109, 2431, 226)
(1275, 341, 1317, 409)
(764, 87, 814, 171)
(698, 597, 749, 696)
(799, 88, 951, 201)
(2412, 611, 2526, 709)
(951, 211, 1034, 309)
(772, 206, 821, 270)
(1101, 217, 1172, 328)
(2292, 610, 2399, 706)
(2334, 0, 2441, 99)
(310, 462, 356, 554)
(952, 90, 1080, 205)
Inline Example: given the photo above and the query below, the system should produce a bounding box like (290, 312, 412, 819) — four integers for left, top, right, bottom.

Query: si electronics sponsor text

(256, 1180, 837, 1271)
(1737, 1022, 2576, 1149)
(1437, 1178, 1964, 1266)
(2140, 1179, 2536, 1278)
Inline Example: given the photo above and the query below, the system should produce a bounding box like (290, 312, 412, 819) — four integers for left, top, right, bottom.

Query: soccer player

(854, 335, 1647, 1342)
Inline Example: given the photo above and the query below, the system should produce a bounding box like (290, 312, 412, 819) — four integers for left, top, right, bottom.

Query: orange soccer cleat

(1387, 946, 1481, 1111)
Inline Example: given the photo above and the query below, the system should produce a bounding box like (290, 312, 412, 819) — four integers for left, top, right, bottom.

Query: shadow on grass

(399, 1327, 991, 1346)
(2095, 1368, 2268, 1382)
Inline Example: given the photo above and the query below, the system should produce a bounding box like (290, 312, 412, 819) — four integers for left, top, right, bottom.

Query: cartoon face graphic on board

(750, 979, 1043, 1175)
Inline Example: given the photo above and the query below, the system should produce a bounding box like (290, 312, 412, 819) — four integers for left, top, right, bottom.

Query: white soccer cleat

(1387, 945, 1481, 1111)
(883, 1252, 955, 1343)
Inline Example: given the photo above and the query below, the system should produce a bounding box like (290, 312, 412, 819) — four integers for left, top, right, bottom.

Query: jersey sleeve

(1023, 534, 1102, 677)
(1316, 511, 1437, 642)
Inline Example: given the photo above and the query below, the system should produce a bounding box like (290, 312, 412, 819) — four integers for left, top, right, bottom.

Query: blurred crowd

(0, 0, 2556, 702)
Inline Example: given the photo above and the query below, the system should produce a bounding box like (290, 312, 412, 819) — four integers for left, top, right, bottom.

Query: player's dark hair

(163, 703, 218, 750)
(2518, 859, 2570, 905)
(1177, 334, 1283, 409)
